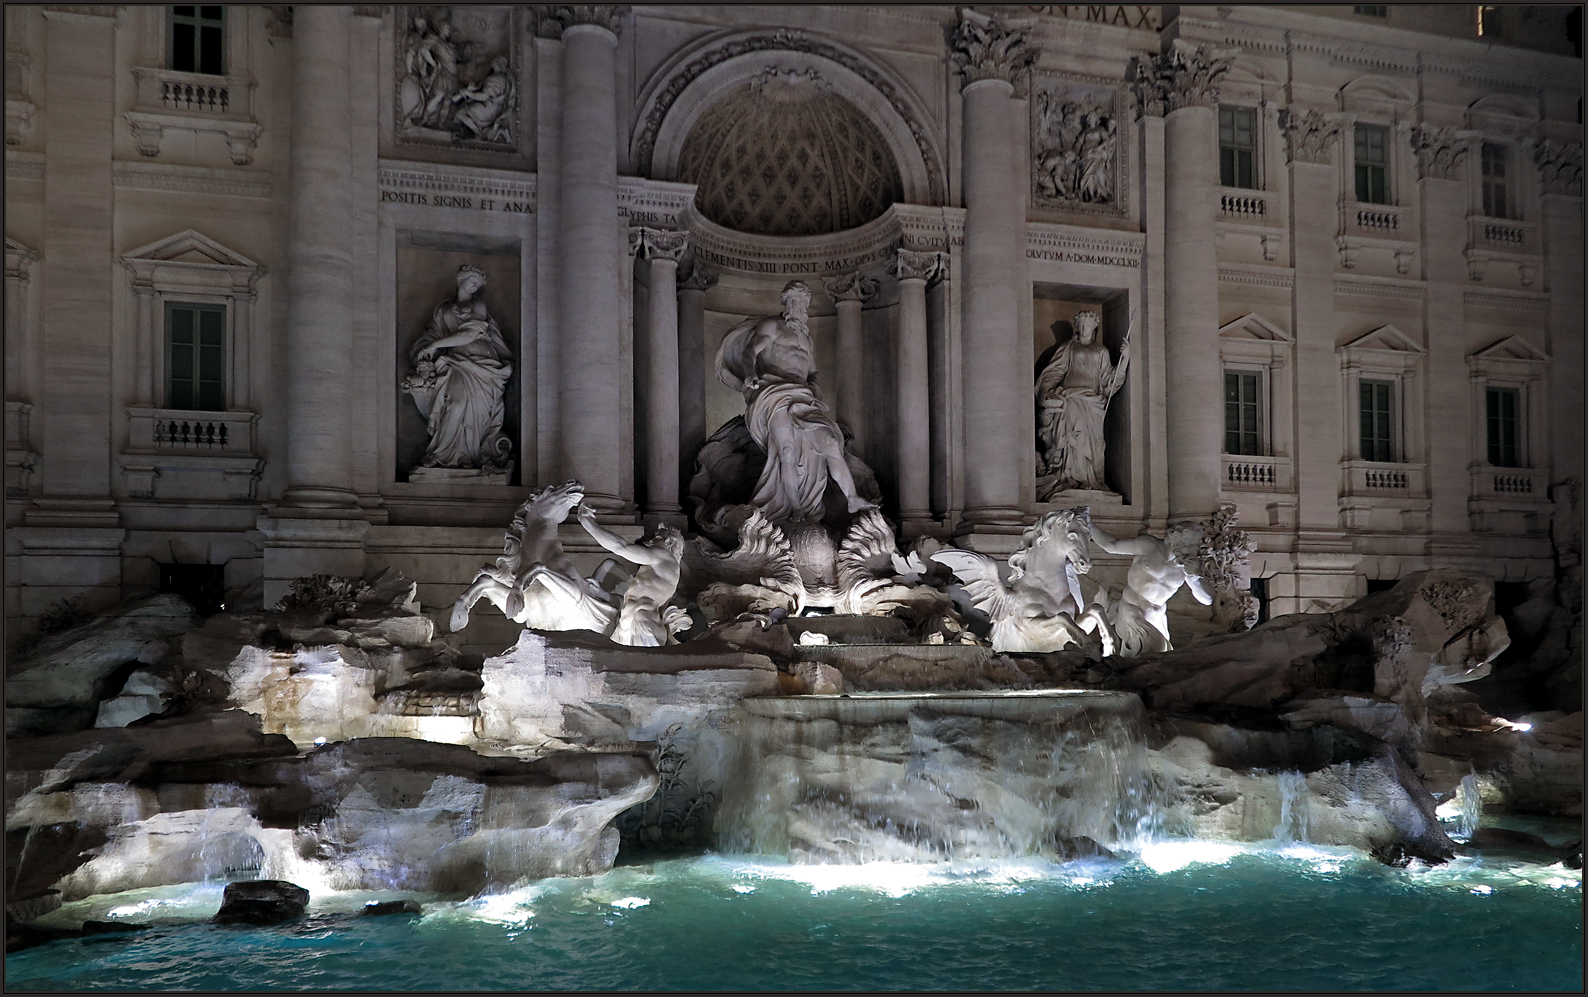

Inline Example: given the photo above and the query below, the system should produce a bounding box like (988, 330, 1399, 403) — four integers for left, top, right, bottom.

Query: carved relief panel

(1030, 77, 1125, 215)
(394, 5, 522, 154)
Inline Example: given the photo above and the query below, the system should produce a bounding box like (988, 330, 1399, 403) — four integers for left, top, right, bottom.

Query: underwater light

(314, 737, 327, 745)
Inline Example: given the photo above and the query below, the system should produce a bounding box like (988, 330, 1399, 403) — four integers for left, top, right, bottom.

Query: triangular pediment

(1219, 312, 1291, 342)
(1340, 324, 1424, 354)
(6, 236, 39, 261)
(122, 229, 261, 270)
(1472, 334, 1548, 362)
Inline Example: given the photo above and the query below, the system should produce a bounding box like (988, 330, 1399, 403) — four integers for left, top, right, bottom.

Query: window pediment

(1470, 334, 1548, 363)
(1339, 324, 1423, 354)
(1219, 312, 1291, 342)
(122, 229, 263, 295)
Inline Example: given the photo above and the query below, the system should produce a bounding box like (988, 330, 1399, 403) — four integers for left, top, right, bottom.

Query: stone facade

(4, 4, 1582, 641)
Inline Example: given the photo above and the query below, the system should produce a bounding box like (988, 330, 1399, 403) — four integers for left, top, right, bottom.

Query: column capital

(823, 271, 879, 304)
(1278, 107, 1339, 166)
(637, 227, 688, 263)
(1534, 138, 1582, 197)
(889, 249, 943, 284)
(1410, 124, 1472, 181)
(947, 7, 1038, 92)
(677, 259, 718, 292)
(1131, 39, 1235, 119)
(533, 5, 628, 40)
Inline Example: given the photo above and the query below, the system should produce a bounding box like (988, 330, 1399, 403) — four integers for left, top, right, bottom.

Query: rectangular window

(166, 302, 226, 411)
(1481, 141, 1509, 219)
(1359, 379, 1394, 462)
(1224, 370, 1262, 456)
(1218, 107, 1257, 190)
(169, 5, 225, 76)
(1354, 124, 1389, 204)
(1486, 386, 1521, 467)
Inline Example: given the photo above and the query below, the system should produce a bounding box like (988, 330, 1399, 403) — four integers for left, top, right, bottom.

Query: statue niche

(403, 264, 514, 484)
(1035, 308, 1130, 501)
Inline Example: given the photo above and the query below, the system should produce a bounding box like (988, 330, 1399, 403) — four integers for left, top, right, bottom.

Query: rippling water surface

(7, 842, 1581, 992)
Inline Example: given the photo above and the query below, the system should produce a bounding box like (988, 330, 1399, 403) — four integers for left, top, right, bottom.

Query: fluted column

(1137, 40, 1233, 523)
(281, 4, 356, 509)
(676, 260, 716, 499)
(548, 5, 627, 512)
(639, 228, 687, 523)
(892, 250, 940, 537)
(822, 271, 877, 446)
(949, 8, 1037, 530)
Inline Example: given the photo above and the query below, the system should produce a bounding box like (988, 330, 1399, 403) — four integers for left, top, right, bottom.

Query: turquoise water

(7, 840, 1581, 992)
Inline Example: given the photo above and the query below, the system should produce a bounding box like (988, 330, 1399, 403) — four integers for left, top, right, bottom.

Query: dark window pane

(169, 306, 194, 344)
(1361, 379, 1394, 462)
(199, 25, 223, 75)
(1218, 107, 1257, 190)
(172, 21, 195, 72)
(1220, 148, 1236, 187)
(1486, 386, 1520, 466)
(174, 5, 195, 16)
(199, 5, 222, 19)
(168, 303, 224, 411)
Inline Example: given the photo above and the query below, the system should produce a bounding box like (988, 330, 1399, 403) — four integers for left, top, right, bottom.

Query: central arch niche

(677, 69, 904, 237)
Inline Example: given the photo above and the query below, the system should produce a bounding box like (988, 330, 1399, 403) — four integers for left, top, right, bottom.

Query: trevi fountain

(4, 3, 1581, 992)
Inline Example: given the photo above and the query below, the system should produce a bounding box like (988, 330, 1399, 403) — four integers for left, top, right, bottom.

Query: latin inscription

(379, 189, 534, 213)
(1025, 5, 1159, 29)
(1026, 248, 1139, 267)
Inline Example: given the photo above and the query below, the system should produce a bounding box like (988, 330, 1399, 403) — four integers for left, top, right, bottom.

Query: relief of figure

(403, 265, 513, 476)
(714, 279, 875, 523)
(1087, 520, 1213, 657)
(576, 503, 691, 646)
(450, 56, 515, 144)
(1076, 111, 1117, 203)
(418, 20, 462, 130)
(450, 481, 617, 635)
(1033, 91, 1117, 205)
(930, 508, 1113, 654)
(1035, 309, 1130, 498)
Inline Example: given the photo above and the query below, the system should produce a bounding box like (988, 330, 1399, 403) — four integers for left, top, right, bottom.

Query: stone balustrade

(1221, 454, 1292, 491)
(1353, 205, 1401, 232)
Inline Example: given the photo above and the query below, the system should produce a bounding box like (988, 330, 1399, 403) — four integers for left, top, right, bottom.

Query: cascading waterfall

(716, 690, 1160, 863)
(1273, 771, 1310, 844)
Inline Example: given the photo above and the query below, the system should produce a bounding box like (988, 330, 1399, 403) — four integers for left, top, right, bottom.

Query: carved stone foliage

(397, 6, 519, 151)
(1130, 40, 1234, 118)
(1032, 81, 1120, 209)
(1197, 504, 1258, 633)
(821, 271, 878, 303)
(637, 228, 688, 262)
(888, 249, 942, 283)
(1535, 139, 1583, 196)
(947, 7, 1039, 90)
(532, 4, 628, 38)
(1279, 107, 1339, 165)
(676, 68, 903, 237)
(1410, 125, 1469, 181)
(677, 259, 718, 292)
(632, 30, 945, 205)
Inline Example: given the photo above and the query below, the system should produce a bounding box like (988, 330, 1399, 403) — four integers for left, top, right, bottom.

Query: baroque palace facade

(4, 3, 1583, 645)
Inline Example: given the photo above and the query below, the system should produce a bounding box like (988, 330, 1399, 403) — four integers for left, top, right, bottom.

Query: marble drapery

(404, 266, 513, 472)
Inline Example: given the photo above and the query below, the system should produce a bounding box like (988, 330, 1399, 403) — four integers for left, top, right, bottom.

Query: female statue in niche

(1035, 309, 1130, 498)
(403, 265, 513, 475)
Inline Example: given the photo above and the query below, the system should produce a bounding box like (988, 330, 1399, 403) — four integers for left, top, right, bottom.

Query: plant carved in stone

(403, 265, 514, 481)
(1279, 107, 1339, 165)
(1198, 504, 1259, 632)
(947, 7, 1039, 89)
(1534, 139, 1583, 196)
(1131, 39, 1235, 117)
(1410, 125, 1469, 181)
(1035, 309, 1130, 498)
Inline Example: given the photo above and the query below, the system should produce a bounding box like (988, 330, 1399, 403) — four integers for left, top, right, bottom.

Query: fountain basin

(718, 691, 1154, 863)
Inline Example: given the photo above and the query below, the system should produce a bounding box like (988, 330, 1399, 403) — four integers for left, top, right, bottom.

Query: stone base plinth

(408, 464, 512, 486)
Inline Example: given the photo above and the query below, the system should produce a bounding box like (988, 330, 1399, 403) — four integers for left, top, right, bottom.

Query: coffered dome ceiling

(677, 69, 904, 237)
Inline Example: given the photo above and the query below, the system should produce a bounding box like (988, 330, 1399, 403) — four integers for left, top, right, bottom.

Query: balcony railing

(1221, 454, 1292, 492)
(1342, 460, 1427, 497)
(1353, 206, 1401, 232)
(1468, 216, 1537, 255)
(127, 407, 256, 456)
(1217, 189, 1277, 227)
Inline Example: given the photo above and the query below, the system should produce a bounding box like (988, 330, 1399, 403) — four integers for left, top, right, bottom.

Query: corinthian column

(281, 4, 357, 510)
(891, 250, 940, 537)
(821, 271, 878, 449)
(676, 260, 717, 494)
(545, 5, 628, 512)
(949, 8, 1037, 532)
(639, 228, 687, 524)
(1137, 39, 1233, 522)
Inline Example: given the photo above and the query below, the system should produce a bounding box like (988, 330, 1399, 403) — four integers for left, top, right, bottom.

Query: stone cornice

(1464, 288, 1549, 313)
(1219, 265, 1294, 289)
(113, 160, 273, 200)
(617, 177, 695, 228)
(1026, 223, 1143, 268)
(1333, 275, 1426, 300)
(377, 161, 537, 204)
(40, 5, 117, 21)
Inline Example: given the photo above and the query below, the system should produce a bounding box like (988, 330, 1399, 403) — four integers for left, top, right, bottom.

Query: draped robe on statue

(407, 297, 513, 469)
(715, 317, 845, 524)
(1036, 337, 1127, 492)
